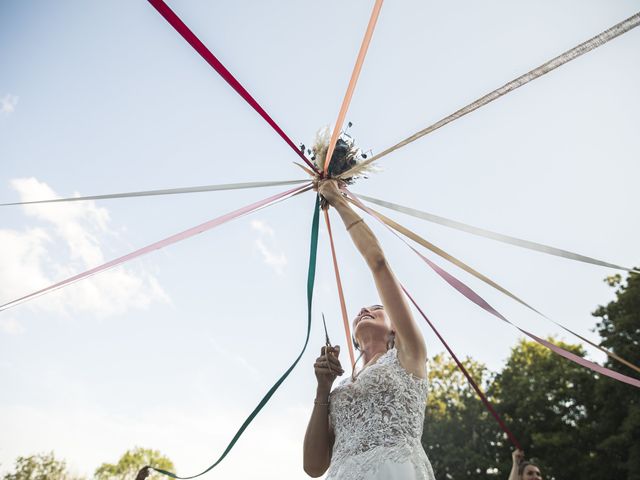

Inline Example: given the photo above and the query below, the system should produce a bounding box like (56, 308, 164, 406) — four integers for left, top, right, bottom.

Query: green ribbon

(149, 195, 320, 479)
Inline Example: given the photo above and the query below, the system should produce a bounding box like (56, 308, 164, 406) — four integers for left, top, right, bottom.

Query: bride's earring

(387, 331, 396, 350)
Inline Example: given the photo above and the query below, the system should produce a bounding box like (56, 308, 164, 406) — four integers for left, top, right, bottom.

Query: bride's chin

(355, 322, 388, 339)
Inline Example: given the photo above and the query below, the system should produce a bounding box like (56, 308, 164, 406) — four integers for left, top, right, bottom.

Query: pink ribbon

(401, 285, 522, 450)
(346, 189, 640, 389)
(416, 251, 640, 388)
(0, 184, 310, 311)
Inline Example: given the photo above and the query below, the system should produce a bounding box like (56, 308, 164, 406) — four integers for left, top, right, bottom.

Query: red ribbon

(346, 189, 640, 388)
(148, 0, 319, 174)
(402, 285, 522, 450)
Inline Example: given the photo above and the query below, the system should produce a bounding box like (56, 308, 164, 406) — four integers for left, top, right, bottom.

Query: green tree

(94, 448, 174, 480)
(422, 353, 502, 479)
(492, 338, 598, 480)
(2, 452, 82, 480)
(591, 272, 640, 480)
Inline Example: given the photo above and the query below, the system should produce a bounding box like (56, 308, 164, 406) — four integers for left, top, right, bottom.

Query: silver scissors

(322, 313, 333, 373)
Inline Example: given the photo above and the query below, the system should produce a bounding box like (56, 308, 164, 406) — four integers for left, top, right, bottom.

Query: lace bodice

(327, 348, 434, 480)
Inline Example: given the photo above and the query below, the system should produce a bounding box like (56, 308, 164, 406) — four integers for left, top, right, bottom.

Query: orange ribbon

(324, 209, 357, 368)
(323, 0, 384, 175)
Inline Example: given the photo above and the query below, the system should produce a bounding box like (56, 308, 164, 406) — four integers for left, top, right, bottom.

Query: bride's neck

(359, 340, 388, 364)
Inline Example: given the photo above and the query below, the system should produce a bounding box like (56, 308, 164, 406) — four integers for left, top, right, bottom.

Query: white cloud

(250, 219, 287, 275)
(1, 94, 18, 114)
(0, 178, 169, 316)
(0, 317, 25, 335)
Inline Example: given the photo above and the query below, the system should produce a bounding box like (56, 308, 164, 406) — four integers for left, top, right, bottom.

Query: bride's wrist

(315, 386, 331, 400)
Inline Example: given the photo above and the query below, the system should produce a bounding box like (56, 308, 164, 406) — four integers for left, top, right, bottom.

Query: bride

(303, 180, 435, 479)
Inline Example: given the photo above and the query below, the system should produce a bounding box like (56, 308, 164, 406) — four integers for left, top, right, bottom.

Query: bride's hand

(314, 345, 344, 391)
(317, 179, 345, 207)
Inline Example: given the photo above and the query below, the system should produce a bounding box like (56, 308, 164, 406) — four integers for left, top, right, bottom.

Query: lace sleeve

(329, 376, 351, 430)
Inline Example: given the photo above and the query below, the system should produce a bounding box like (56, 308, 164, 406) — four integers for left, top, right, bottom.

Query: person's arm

(135, 467, 150, 480)
(318, 180, 427, 377)
(508, 449, 524, 480)
(303, 346, 344, 477)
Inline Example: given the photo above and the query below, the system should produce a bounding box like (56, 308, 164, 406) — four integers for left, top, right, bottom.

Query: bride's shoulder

(393, 347, 429, 382)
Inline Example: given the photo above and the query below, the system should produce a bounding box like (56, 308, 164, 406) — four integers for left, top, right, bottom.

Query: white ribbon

(357, 193, 639, 274)
(0, 179, 308, 206)
(340, 12, 640, 178)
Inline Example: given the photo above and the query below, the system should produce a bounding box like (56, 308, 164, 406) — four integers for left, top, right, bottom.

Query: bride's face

(352, 305, 392, 343)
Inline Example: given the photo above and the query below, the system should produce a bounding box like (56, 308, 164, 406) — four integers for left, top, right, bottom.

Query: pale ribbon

(0, 180, 308, 206)
(346, 189, 640, 388)
(323, 0, 384, 175)
(354, 194, 639, 274)
(339, 12, 640, 178)
(347, 198, 640, 375)
(0, 183, 312, 311)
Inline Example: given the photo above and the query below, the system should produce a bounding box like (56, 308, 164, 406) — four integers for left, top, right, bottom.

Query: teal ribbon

(149, 195, 320, 479)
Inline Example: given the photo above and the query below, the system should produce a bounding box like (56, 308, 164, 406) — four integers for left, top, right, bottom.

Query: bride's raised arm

(318, 180, 427, 378)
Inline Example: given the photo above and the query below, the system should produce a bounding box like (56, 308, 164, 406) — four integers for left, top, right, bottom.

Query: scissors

(322, 313, 334, 373)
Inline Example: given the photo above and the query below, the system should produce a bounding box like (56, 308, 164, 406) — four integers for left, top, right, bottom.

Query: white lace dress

(327, 348, 435, 480)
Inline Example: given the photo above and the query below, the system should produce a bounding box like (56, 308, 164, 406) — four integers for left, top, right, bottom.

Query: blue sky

(1, 1, 639, 478)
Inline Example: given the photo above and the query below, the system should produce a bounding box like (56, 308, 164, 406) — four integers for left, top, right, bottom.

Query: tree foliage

(422, 354, 502, 479)
(420, 271, 639, 480)
(94, 447, 174, 480)
(591, 272, 640, 480)
(491, 338, 598, 479)
(4, 276, 637, 479)
(2, 452, 82, 480)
